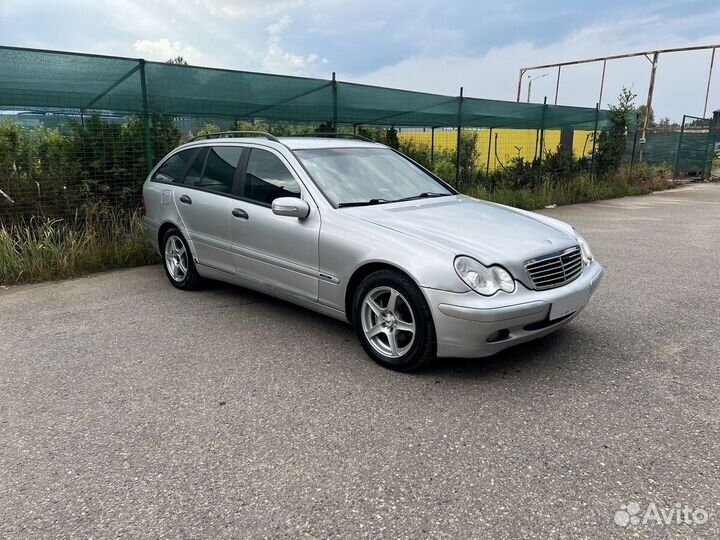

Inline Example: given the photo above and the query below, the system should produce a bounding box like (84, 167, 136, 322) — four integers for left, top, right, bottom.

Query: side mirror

(271, 197, 310, 219)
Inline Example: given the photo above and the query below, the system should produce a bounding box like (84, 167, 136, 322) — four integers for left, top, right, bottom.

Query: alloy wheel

(360, 286, 416, 359)
(164, 234, 188, 282)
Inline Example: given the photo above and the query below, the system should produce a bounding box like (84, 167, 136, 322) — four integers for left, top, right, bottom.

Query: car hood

(346, 195, 578, 284)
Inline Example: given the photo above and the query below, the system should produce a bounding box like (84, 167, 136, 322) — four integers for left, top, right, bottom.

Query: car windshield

(294, 147, 453, 207)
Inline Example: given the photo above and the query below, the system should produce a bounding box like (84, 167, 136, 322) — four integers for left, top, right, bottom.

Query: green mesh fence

(0, 45, 623, 222)
(622, 120, 718, 177)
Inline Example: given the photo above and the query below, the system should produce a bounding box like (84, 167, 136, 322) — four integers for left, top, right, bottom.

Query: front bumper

(423, 260, 604, 358)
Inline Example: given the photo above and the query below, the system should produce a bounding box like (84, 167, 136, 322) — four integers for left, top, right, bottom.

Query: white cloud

(199, 0, 305, 19)
(262, 15, 328, 74)
(133, 38, 204, 63)
(353, 14, 720, 121)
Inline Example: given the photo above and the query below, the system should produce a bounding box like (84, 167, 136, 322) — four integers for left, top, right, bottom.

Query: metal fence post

(332, 72, 338, 132)
(702, 116, 715, 179)
(430, 127, 435, 165)
(455, 87, 463, 186)
(139, 59, 153, 174)
(673, 114, 687, 178)
(540, 97, 547, 158)
(486, 127, 493, 176)
(589, 102, 599, 179)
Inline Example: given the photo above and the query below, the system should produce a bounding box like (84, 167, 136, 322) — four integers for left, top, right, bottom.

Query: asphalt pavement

(1, 184, 719, 539)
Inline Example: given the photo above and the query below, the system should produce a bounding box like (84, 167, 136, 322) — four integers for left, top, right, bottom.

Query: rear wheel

(162, 228, 201, 290)
(352, 270, 436, 371)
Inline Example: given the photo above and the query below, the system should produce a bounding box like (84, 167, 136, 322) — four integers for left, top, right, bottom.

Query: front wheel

(352, 270, 436, 371)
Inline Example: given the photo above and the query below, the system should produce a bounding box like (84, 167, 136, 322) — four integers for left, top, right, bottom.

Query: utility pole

(703, 48, 716, 119)
(554, 66, 561, 105)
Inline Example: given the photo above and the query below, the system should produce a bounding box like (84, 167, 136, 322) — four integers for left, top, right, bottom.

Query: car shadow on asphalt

(201, 278, 592, 381)
(421, 328, 585, 379)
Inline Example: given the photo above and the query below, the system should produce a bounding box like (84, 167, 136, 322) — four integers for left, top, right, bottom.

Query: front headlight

(575, 232, 594, 264)
(454, 256, 516, 296)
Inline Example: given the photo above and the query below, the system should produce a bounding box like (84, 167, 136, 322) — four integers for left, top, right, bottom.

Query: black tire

(352, 269, 436, 371)
(161, 228, 202, 290)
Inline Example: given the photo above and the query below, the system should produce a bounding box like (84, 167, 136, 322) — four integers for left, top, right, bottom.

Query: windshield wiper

(337, 198, 389, 208)
(337, 192, 449, 208)
(389, 192, 450, 203)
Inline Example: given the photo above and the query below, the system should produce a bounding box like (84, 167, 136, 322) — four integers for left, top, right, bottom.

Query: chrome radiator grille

(524, 246, 583, 290)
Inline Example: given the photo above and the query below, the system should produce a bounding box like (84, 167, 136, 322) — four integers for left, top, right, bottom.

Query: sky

(2, 0, 720, 120)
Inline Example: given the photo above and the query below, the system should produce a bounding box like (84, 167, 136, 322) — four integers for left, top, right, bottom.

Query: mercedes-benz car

(142, 132, 604, 371)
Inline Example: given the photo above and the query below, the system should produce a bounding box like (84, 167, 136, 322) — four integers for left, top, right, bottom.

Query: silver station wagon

(143, 132, 604, 371)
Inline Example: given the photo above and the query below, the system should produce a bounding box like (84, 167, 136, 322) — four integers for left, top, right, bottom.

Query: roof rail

(291, 133, 376, 143)
(188, 131, 281, 143)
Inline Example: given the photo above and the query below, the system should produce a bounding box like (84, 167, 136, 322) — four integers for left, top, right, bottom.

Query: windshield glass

(294, 148, 452, 207)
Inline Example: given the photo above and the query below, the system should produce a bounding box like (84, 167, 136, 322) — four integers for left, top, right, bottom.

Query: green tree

(166, 56, 188, 65)
(636, 104, 655, 128)
(596, 87, 637, 172)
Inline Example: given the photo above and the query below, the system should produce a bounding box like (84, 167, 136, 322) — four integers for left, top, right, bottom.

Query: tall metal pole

(598, 59, 607, 107)
(527, 79, 532, 103)
(332, 72, 338, 132)
(139, 59, 153, 174)
(639, 52, 659, 162)
(516, 69, 525, 102)
(554, 66, 561, 105)
(455, 87, 464, 186)
(703, 47, 716, 120)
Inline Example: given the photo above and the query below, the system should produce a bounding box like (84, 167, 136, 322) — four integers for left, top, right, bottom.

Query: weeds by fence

(0, 204, 155, 284)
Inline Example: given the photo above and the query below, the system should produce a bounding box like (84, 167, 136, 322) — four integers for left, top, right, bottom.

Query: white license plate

(549, 288, 589, 320)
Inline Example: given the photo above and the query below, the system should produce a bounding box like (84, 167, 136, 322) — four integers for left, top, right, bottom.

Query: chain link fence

(1, 45, 689, 225)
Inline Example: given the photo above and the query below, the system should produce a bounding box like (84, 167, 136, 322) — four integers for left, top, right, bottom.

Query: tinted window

(244, 149, 301, 205)
(152, 149, 195, 183)
(197, 146, 243, 194)
(184, 147, 209, 187)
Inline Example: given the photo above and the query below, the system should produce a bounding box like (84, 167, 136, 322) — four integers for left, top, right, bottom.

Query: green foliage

(187, 121, 221, 139)
(398, 131, 480, 185)
(636, 104, 655, 128)
(166, 56, 189, 65)
(463, 163, 672, 210)
(0, 115, 180, 222)
(356, 126, 400, 149)
(596, 87, 637, 173)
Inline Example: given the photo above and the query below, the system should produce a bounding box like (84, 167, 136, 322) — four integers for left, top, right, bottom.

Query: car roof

(179, 136, 386, 152)
(278, 137, 386, 150)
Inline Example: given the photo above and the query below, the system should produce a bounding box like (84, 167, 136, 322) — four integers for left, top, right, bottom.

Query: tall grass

(462, 164, 675, 210)
(0, 204, 158, 285)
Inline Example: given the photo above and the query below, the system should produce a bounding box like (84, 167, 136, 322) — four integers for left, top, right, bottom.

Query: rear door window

(152, 149, 195, 183)
(197, 146, 243, 194)
(183, 147, 209, 187)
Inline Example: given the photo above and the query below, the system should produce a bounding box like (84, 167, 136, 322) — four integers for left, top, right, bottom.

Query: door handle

(179, 194, 192, 205)
(232, 208, 249, 219)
